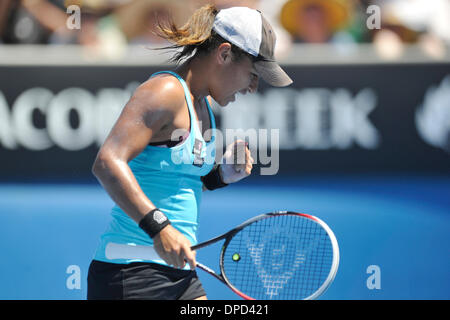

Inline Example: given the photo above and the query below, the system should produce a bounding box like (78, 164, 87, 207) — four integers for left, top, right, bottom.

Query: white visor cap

(212, 7, 293, 87)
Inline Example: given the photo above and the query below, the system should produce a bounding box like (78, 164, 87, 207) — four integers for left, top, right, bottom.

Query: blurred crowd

(0, 0, 448, 59)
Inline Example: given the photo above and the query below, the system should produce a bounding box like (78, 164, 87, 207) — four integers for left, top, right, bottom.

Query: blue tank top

(93, 71, 217, 266)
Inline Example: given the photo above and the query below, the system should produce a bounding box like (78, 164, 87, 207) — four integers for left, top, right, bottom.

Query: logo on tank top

(193, 138, 204, 167)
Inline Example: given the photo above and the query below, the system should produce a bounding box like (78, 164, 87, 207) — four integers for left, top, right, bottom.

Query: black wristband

(139, 208, 171, 238)
(201, 164, 228, 191)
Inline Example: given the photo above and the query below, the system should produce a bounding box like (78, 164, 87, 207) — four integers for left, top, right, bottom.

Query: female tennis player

(87, 5, 292, 300)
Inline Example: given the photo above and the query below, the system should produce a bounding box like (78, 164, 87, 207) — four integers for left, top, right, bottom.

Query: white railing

(0, 43, 449, 66)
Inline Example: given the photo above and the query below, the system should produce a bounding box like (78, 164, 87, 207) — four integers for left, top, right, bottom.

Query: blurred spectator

(371, 0, 449, 59)
(379, 0, 450, 44)
(1, 0, 446, 63)
(113, 0, 190, 45)
(0, 0, 66, 44)
(256, 0, 294, 59)
(279, 0, 354, 43)
(0, 0, 188, 60)
(212, 0, 260, 9)
(0, 0, 13, 43)
(0, 0, 113, 44)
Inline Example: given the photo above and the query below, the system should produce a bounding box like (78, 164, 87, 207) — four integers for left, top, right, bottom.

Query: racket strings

(222, 214, 334, 300)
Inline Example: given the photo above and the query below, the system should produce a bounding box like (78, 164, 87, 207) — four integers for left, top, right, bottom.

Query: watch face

(153, 210, 167, 224)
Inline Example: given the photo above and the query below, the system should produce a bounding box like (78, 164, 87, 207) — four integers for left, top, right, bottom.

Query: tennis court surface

(0, 173, 448, 300)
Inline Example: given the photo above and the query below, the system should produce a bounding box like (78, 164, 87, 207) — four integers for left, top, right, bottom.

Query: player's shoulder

(142, 73, 185, 96)
(206, 96, 214, 107)
(132, 73, 186, 114)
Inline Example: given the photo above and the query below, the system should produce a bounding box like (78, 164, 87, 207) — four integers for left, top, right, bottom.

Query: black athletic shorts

(87, 260, 206, 300)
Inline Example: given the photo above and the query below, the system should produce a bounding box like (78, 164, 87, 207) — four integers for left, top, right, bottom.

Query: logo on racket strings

(245, 227, 323, 299)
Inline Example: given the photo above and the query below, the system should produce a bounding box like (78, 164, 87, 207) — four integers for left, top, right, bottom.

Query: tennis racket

(105, 211, 340, 300)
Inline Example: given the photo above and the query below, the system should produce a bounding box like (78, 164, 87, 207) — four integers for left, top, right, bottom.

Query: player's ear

(216, 42, 232, 65)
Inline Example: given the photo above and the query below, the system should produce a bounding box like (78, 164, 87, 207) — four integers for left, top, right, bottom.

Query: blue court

(0, 174, 449, 300)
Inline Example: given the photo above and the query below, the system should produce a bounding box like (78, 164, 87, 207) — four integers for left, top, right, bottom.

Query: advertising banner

(1, 64, 449, 180)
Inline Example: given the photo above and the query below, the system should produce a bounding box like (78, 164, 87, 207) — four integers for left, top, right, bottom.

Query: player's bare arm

(92, 76, 196, 269)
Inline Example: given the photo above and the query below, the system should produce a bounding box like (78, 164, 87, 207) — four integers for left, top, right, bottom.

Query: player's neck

(176, 56, 211, 104)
